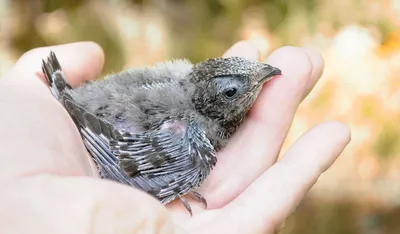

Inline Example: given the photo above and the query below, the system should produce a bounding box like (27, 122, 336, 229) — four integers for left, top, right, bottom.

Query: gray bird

(41, 52, 281, 215)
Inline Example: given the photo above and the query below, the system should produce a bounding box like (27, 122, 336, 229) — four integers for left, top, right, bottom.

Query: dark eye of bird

(224, 87, 238, 98)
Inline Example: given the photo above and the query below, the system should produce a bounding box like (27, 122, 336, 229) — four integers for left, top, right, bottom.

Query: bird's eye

(224, 87, 238, 98)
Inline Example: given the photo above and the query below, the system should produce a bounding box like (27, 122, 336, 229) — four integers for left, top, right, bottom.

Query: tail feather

(41, 51, 72, 99)
(41, 51, 130, 183)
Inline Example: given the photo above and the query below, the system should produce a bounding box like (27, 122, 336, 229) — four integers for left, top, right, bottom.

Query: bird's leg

(177, 192, 207, 216)
(178, 195, 193, 216)
(188, 191, 208, 209)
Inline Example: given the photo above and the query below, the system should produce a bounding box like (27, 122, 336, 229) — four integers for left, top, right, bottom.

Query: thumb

(3, 41, 105, 88)
(0, 175, 177, 234)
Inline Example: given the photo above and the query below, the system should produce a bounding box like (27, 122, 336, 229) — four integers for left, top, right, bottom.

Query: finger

(0, 83, 93, 183)
(0, 175, 176, 234)
(0, 42, 104, 183)
(302, 47, 325, 99)
(203, 46, 321, 207)
(223, 40, 260, 61)
(4, 41, 104, 87)
(220, 121, 350, 233)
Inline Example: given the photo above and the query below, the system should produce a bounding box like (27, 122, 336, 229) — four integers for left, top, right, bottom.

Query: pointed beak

(257, 65, 282, 84)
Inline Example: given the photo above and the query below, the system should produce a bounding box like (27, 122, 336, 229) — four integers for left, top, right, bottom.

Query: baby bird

(42, 52, 281, 215)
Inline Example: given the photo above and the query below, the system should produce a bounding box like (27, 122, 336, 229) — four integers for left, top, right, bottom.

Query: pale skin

(0, 41, 351, 234)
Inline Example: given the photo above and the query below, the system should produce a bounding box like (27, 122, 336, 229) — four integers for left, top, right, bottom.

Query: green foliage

(373, 121, 400, 159)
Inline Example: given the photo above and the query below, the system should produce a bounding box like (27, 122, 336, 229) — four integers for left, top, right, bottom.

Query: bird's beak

(257, 65, 282, 84)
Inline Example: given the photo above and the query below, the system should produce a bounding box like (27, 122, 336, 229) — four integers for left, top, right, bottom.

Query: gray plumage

(41, 52, 281, 215)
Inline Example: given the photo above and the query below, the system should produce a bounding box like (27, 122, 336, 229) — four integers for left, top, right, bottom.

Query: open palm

(0, 41, 350, 234)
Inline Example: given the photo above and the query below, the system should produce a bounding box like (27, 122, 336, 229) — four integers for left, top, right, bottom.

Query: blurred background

(1, 0, 400, 233)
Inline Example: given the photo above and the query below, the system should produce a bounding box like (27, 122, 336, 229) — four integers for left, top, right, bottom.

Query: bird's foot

(188, 191, 208, 209)
(178, 191, 208, 216)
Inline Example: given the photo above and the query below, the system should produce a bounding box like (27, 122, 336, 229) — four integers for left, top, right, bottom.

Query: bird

(41, 51, 281, 215)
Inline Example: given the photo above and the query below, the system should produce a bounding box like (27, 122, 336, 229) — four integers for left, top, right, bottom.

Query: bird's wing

(41, 52, 217, 204)
(110, 122, 217, 203)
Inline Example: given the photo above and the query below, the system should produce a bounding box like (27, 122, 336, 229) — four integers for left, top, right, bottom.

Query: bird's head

(190, 56, 281, 125)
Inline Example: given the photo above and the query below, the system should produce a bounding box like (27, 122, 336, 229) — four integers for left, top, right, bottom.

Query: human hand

(0, 41, 350, 234)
